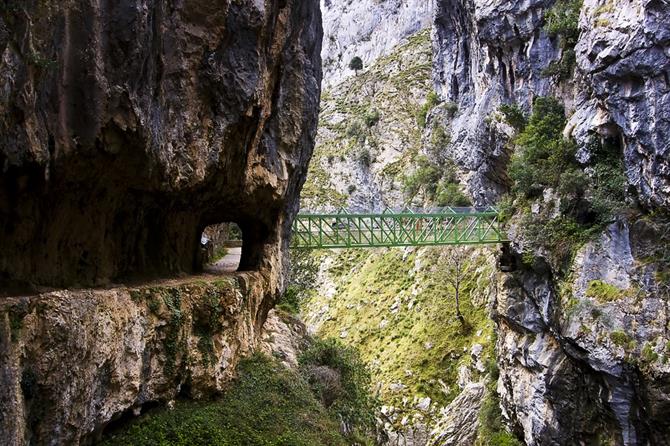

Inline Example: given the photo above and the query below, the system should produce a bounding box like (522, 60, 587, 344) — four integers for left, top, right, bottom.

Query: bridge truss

(291, 207, 508, 249)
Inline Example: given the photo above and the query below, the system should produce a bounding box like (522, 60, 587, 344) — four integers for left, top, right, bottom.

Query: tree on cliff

(437, 247, 474, 324)
(349, 56, 363, 75)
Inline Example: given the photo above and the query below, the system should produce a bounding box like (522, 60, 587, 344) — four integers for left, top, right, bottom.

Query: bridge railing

(291, 207, 507, 249)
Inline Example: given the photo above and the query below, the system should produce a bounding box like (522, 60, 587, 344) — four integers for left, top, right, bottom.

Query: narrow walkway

(208, 247, 242, 274)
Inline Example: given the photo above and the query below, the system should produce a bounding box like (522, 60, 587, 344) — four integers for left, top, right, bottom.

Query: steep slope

(321, 0, 434, 88)
(299, 18, 507, 445)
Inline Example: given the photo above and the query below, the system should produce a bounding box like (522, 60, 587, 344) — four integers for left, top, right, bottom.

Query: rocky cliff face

(0, 275, 272, 444)
(431, 0, 670, 445)
(321, 0, 434, 88)
(0, 0, 322, 444)
(0, 0, 322, 289)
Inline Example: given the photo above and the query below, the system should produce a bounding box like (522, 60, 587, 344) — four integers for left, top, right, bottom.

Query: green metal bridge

(291, 207, 508, 249)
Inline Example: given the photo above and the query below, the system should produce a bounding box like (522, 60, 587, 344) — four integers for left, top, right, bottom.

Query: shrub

(349, 56, 363, 74)
(499, 104, 527, 131)
(402, 155, 441, 199)
(300, 338, 377, 439)
(346, 120, 366, 144)
(436, 183, 471, 207)
(610, 330, 631, 347)
(363, 109, 381, 127)
(358, 148, 373, 167)
(509, 97, 579, 196)
(417, 91, 440, 128)
(543, 0, 582, 79)
(641, 342, 659, 363)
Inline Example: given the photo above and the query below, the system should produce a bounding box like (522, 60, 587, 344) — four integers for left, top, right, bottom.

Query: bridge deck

(291, 207, 507, 249)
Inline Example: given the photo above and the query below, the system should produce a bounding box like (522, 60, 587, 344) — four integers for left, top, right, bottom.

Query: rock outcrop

(431, 0, 670, 444)
(0, 0, 322, 289)
(0, 0, 322, 444)
(0, 275, 272, 444)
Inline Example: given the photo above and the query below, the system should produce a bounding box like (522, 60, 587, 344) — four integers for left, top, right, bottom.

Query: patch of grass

(609, 331, 631, 348)
(101, 354, 352, 446)
(585, 280, 626, 303)
(302, 247, 496, 430)
(641, 342, 659, 364)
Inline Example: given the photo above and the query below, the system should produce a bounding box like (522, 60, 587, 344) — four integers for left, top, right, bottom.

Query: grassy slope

(101, 355, 348, 446)
(302, 247, 496, 430)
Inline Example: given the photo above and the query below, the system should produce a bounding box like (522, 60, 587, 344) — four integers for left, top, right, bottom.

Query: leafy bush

(499, 104, 527, 131)
(402, 155, 441, 199)
(349, 56, 363, 74)
(300, 338, 378, 441)
(545, 0, 582, 46)
(346, 120, 366, 144)
(363, 109, 381, 127)
(509, 97, 579, 197)
(101, 354, 350, 446)
(543, 0, 582, 80)
(277, 249, 320, 314)
(610, 330, 632, 347)
(436, 182, 471, 207)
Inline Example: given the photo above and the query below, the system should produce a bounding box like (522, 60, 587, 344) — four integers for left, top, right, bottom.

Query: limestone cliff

(431, 0, 670, 444)
(0, 0, 322, 444)
(0, 0, 322, 289)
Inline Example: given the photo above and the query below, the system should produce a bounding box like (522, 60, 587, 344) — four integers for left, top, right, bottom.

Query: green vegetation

(509, 97, 579, 196)
(498, 104, 527, 131)
(505, 97, 627, 264)
(277, 249, 320, 314)
(641, 342, 659, 363)
(476, 380, 523, 446)
(585, 280, 627, 303)
(300, 338, 378, 441)
(101, 354, 359, 446)
(402, 155, 471, 206)
(302, 247, 496, 430)
(349, 56, 364, 75)
(543, 0, 582, 80)
(609, 330, 632, 348)
(417, 91, 440, 128)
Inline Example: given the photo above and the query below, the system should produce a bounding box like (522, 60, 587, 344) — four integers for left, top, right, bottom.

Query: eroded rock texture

(432, 0, 670, 445)
(0, 275, 272, 445)
(0, 0, 322, 289)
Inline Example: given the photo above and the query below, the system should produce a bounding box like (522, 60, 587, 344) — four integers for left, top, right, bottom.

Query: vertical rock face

(1, 277, 273, 445)
(0, 0, 322, 289)
(321, 0, 434, 88)
(0, 1, 322, 444)
(431, 0, 670, 445)
(433, 0, 670, 208)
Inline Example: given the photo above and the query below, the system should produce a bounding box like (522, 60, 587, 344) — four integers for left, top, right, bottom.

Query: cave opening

(200, 222, 243, 273)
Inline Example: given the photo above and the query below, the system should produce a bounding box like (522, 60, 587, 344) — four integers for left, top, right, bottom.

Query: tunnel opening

(200, 222, 243, 273)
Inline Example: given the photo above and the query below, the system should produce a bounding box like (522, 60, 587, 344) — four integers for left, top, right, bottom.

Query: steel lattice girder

(291, 210, 508, 249)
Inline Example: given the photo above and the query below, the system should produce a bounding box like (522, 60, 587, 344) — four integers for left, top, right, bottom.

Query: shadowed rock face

(0, 0, 322, 289)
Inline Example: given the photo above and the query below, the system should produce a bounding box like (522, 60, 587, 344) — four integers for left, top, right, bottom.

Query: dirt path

(207, 247, 242, 274)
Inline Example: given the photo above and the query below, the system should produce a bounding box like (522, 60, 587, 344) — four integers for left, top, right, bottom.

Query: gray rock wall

(431, 0, 670, 444)
(0, 0, 322, 289)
